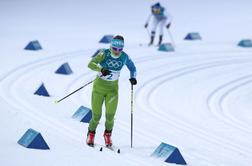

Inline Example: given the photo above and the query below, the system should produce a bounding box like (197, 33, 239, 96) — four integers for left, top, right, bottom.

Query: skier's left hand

(166, 23, 171, 29)
(144, 23, 148, 28)
(129, 78, 137, 85)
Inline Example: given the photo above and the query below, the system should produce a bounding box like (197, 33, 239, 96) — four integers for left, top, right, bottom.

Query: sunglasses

(152, 8, 161, 13)
(112, 47, 123, 52)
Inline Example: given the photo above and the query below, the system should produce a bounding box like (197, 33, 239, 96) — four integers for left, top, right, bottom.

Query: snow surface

(1, 0, 252, 165)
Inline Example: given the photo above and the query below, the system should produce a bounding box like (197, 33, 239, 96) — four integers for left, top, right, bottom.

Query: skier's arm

(145, 13, 152, 25)
(88, 50, 105, 72)
(165, 10, 172, 26)
(126, 56, 137, 78)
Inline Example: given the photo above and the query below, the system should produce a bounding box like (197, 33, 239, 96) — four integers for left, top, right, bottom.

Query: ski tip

(99, 147, 103, 151)
(54, 100, 58, 104)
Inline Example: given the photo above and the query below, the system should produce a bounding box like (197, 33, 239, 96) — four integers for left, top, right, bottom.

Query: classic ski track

(0, 50, 99, 145)
(220, 79, 252, 130)
(2, 48, 197, 166)
(56, 53, 194, 165)
(134, 55, 252, 159)
(207, 74, 252, 132)
(0, 50, 217, 166)
(65, 53, 252, 165)
(134, 62, 227, 163)
(66, 53, 237, 132)
(144, 61, 252, 163)
(58, 71, 158, 166)
(0, 50, 171, 166)
(0, 52, 142, 166)
(65, 52, 252, 164)
(1, 47, 252, 165)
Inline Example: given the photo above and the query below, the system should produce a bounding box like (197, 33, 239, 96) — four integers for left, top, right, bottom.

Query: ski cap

(152, 2, 161, 8)
(154, 2, 161, 7)
(111, 35, 124, 48)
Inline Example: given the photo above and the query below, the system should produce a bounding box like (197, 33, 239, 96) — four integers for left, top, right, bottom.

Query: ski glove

(166, 23, 171, 29)
(144, 23, 148, 28)
(129, 78, 137, 85)
(101, 68, 111, 76)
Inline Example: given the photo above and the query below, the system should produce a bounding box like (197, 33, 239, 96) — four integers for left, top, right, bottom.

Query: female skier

(86, 35, 137, 147)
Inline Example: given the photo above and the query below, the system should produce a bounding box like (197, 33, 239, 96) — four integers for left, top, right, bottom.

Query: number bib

(98, 70, 120, 81)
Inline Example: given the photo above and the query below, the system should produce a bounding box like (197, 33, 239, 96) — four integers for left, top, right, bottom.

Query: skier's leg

(158, 18, 166, 36)
(158, 19, 166, 45)
(149, 18, 159, 45)
(104, 90, 118, 131)
(149, 34, 155, 45)
(158, 35, 163, 46)
(86, 88, 104, 145)
(88, 90, 104, 132)
(103, 90, 118, 146)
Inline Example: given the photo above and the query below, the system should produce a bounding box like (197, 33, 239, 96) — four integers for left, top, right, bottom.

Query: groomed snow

(1, 0, 252, 165)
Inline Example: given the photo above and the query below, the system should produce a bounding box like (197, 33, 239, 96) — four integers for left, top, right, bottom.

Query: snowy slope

(1, 0, 252, 166)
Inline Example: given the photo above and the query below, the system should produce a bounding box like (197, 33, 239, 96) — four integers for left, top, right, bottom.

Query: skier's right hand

(144, 23, 148, 28)
(101, 68, 111, 76)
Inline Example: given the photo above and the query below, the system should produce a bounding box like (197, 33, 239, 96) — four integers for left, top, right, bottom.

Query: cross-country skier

(86, 35, 137, 147)
(144, 2, 172, 46)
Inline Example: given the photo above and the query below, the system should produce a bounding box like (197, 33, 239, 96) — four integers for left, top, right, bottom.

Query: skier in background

(86, 35, 137, 147)
(144, 2, 172, 46)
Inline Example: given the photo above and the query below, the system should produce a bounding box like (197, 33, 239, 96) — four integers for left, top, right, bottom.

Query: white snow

(1, 0, 252, 165)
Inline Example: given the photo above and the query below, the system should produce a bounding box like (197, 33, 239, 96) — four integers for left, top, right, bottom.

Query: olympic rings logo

(106, 59, 122, 69)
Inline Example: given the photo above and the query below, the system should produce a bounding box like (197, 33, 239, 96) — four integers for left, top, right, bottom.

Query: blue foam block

(18, 128, 49, 150)
(34, 83, 50, 97)
(55, 62, 73, 75)
(99, 35, 113, 43)
(152, 142, 187, 165)
(24, 40, 42, 50)
(184, 32, 202, 40)
(72, 106, 92, 123)
(158, 43, 175, 52)
(238, 39, 252, 47)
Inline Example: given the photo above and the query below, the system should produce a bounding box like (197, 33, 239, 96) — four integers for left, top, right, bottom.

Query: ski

(87, 143, 101, 151)
(103, 145, 121, 154)
(87, 144, 120, 154)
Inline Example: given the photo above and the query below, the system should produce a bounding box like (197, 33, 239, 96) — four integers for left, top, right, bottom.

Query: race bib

(98, 70, 120, 81)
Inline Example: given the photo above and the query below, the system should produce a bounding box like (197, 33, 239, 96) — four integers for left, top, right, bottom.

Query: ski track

(0, 47, 209, 166)
(134, 53, 252, 164)
(61, 69, 155, 165)
(1, 45, 252, 166)
(76, 49, 252, 165)
(0, 50, 143, 166)
(0, 49, 167, 166)
(69, 49, 252, 165)
(207, 75, 252, 132)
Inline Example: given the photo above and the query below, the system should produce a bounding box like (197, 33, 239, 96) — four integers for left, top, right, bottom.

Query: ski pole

(130, 84, 134, 148)
(54, 79, 94, 104)
(146, 28, 151, 38)
(167, 29, 176, 48)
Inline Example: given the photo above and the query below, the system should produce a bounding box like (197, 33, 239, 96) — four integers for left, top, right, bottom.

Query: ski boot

(103, 130, 112, 147)
(86, 130, 95, 146)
